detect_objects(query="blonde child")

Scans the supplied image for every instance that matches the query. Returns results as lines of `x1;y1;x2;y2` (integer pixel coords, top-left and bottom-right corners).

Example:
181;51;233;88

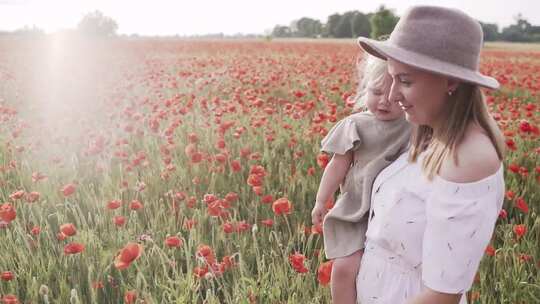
311;56;411;304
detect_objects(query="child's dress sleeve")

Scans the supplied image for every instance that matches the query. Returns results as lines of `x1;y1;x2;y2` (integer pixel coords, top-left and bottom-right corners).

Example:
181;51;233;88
321;117;362;155
421;171;504;294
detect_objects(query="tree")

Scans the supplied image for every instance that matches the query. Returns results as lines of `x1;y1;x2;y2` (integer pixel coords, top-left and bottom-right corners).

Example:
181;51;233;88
13;25;45;37
479;22;499;41
324;13;342;38
333;11;355;38
272;25;292;38
370;5;399;39
352;12;372;38
501;14;532;42
295;17;322;38
77;10;118;37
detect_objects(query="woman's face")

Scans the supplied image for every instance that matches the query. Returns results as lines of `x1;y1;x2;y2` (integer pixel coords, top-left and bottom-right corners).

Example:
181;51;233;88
387;59;457;126
365;73;404;121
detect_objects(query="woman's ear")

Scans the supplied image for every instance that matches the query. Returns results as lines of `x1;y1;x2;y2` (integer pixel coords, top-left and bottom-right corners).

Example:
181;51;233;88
447;78;460;93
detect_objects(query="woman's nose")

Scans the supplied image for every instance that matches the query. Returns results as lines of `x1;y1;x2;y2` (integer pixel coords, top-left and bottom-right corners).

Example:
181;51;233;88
388;82;401;103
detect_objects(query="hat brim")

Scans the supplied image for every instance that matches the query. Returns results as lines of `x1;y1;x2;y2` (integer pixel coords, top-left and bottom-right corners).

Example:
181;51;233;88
357;37;499;90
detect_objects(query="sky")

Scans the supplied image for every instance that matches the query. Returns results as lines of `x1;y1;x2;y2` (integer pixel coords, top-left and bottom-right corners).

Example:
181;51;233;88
0;0;538;36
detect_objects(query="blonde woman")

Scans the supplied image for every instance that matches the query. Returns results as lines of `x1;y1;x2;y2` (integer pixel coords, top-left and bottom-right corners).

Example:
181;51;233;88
355;6;505;304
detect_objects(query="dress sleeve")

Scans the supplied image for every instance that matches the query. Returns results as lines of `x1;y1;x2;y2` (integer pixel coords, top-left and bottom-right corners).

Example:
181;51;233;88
421;171;504;294
320;117;362;155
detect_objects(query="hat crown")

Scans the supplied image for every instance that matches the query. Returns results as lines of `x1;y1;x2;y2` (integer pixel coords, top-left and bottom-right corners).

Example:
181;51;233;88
389;6;483;70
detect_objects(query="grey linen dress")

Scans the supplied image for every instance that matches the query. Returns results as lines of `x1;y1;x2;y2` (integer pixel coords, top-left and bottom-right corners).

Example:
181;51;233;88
320;111;411;259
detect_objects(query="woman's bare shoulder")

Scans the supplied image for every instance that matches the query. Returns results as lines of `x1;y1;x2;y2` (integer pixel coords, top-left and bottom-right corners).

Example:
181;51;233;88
439;127;501;183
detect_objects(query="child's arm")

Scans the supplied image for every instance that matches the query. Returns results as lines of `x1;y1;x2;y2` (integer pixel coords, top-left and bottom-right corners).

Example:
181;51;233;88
311;151;353;225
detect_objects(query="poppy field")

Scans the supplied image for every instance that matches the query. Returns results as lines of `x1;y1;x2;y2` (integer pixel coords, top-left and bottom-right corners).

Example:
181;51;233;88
0;38;538;303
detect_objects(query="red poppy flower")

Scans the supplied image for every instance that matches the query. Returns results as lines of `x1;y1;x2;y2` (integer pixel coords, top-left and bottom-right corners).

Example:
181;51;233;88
31;172;47;183
1;294;18;304
107;200;122;210
485;245;496;257
289;253;308;273
203;194;218;204
317;260;333;285
247;174;263;187
249;165;266;177
124;290;137;304
31;226;41;235
114;243;143;270
261;194;274;204
164;236;183;248
196;244;216;265
130;200;143;210
505;190;515;200
92;281;104;289
224;192;238;203
230;160;242;172
190;152;203;163
60;223;77;237
261;219;274;227
0;203;16;223
272;197;293;215
252;186;263;196
193;266;208;278
25;191;40;203
61;183;76;197
113;216;126;227
223;222;234;234
235;221;251;232
1;271;14;281
316;153;330;169
9;190;24;200
498;208;507;219
514;197;529;213
222;255;235;270
513;224;527;239
64;242;85;255
311;223;323;234
188;133;198;143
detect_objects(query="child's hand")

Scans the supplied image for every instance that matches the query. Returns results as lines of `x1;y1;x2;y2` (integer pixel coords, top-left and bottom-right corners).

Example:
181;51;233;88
311;203;327;226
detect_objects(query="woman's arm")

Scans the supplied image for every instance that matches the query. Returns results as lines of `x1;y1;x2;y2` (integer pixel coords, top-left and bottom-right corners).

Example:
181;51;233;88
409;129;501;304
311;152;353;225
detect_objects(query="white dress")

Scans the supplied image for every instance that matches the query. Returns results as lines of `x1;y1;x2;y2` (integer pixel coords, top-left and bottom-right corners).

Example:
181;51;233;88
356;151;504;304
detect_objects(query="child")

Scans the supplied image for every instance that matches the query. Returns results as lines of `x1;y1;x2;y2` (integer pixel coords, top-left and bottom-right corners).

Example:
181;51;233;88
311;56;411;304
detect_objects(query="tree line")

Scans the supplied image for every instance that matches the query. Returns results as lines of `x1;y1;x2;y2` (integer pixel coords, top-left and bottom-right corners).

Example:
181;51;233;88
3;7;539;42
272;6;540;42
0;10;118;38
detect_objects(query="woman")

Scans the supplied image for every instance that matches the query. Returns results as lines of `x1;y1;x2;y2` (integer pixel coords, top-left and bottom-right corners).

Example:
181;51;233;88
355;6;505;304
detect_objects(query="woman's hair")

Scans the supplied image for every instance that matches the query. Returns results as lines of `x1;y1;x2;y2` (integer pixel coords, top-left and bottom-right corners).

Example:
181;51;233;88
409;83;506;180
352;56;387;111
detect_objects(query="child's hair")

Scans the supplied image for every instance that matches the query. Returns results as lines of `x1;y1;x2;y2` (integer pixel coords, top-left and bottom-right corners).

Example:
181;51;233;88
352;55;388;112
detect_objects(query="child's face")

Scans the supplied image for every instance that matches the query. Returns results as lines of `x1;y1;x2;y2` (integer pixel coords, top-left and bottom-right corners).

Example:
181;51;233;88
365;74;404;121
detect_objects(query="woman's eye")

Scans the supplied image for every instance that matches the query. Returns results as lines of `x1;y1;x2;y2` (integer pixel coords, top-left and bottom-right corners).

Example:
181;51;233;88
398;78;411;86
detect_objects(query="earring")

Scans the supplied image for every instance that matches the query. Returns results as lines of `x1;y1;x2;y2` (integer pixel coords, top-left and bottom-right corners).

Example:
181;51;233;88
447;90;454;96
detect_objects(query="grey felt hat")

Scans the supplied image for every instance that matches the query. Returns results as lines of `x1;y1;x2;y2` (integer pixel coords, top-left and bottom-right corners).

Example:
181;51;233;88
357;6;499;89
